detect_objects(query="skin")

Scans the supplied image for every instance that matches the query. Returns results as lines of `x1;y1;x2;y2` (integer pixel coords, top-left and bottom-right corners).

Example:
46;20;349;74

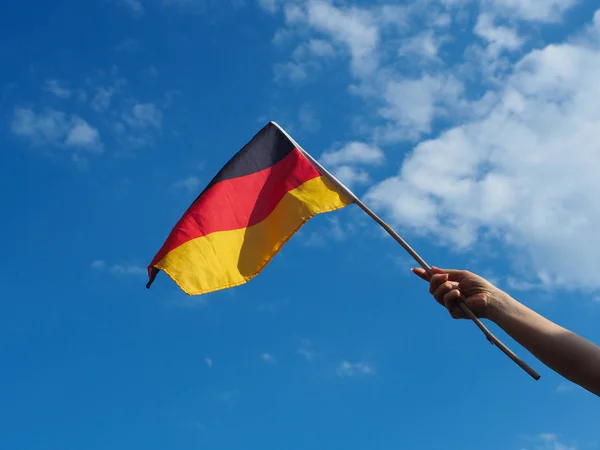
412;266;600;396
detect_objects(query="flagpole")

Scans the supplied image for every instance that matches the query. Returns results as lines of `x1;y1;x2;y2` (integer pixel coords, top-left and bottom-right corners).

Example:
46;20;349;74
271;121;540;381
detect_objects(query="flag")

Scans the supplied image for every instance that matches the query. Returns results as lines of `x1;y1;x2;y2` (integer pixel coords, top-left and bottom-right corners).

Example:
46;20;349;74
146;122;352;295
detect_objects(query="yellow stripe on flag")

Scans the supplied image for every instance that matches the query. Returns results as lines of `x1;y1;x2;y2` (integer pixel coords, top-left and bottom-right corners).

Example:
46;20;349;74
154;176;351;295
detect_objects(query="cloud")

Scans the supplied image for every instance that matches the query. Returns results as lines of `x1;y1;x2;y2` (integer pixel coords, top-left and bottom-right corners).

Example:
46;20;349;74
205;357;213;368
365;11;600;290
297;348;315;361
298;0;380;78
555;382;576;393
116;0;144;16
301;216;348;247
11;107;101;151
321;142;384;166
296;339;316;361
116;102;163;148
122;103;163;129
108;264;146;277
173;176;202;193
332;166;370;189
376;73;464;141
398;30;445;61
65;118;101;148
91;87;116;113
92;260;145;276
486;0;579;23
336;361;374;377
260;353;276;364
91;260;106;269
43;80;71;99
297;103;320;132
257;0;278;14
115;38;140;53
523;433;577;450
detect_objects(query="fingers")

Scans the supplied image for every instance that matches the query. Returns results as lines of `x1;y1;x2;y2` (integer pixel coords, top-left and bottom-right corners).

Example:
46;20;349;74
432;278;460;307
431;266;469;282
442;288;463;318
410;267;430;281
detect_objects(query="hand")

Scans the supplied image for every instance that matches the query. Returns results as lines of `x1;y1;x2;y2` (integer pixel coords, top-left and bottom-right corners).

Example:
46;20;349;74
411;266;506;320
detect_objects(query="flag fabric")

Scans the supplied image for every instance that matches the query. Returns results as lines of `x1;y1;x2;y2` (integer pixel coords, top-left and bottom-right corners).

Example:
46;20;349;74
146;122;352;295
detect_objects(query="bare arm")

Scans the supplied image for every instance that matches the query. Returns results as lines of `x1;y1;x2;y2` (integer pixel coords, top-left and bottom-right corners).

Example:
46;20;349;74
413;266;600;396
490;293;600;396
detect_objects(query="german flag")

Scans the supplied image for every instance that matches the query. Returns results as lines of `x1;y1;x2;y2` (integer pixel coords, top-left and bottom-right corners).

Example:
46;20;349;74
147;122;353;295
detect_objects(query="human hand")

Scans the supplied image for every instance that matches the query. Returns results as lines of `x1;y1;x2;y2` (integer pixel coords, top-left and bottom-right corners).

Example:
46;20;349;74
411;266;508;320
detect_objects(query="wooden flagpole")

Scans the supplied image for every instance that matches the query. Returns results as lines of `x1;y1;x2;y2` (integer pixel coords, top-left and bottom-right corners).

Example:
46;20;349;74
271;121;540;381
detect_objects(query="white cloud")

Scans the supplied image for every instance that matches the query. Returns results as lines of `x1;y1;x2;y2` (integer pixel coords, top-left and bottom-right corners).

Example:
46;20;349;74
321;142;384;166
474;13;523;56
11;107;101;151
332;166;370;189
297;348;315;361
366;13;600;290
274;61;311;83
398;30;444;60
91;260;106;269
117;0;144;15
297;103;321;132
173;176;202;193
123;103;163;129
307;39;335;57
486;0;579;23
205;357;213;368
91;87;116;113
257;0;278;14
91;260;145;277
523;433;577;450
65;118;101;149
336;361;374;377
109;264;146;276
43;80;71;99
260;353;276;363
377;73;464;141
555;382;576;393
303;0;379;78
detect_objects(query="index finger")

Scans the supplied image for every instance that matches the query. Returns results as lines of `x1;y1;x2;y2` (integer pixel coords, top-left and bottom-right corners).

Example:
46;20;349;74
411;267;430;282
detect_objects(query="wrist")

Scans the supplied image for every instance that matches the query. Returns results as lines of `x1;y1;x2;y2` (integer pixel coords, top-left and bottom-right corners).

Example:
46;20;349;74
487;290;516;324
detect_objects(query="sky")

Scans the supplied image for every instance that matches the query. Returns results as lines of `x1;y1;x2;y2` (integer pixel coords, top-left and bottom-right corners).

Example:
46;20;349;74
1;0;600;448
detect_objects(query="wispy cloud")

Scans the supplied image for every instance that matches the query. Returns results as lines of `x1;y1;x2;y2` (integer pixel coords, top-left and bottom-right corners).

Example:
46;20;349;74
522;433;577;450
321;142;384;167
260;353;276;364
173;176;202;193
11;107;102;152
91;87;117;113
555;382;576;393
297;348;315;361
122;102;162;129
336;361;374;377
257;0;278;14
91;260;145;277
115;0;144;16
91;260;106;269
365;11;600;289
297;103;320;132
43;80;71;99
205;357;213;368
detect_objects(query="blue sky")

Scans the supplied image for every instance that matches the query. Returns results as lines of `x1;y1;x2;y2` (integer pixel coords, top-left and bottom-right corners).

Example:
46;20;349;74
2;0;600;449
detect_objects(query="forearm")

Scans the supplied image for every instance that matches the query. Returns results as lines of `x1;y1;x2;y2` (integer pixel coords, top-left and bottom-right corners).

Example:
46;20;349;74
490;294;600;395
